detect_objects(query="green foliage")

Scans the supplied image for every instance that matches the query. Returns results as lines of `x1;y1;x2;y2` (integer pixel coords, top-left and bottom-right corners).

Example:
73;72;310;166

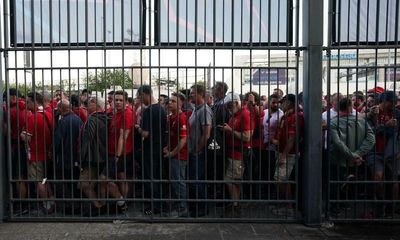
3;81;32;96
84;69;133;92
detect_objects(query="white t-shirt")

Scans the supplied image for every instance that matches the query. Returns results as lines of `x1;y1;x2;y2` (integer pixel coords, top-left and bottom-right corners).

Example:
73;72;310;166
263;109;284;145
322;108;357;121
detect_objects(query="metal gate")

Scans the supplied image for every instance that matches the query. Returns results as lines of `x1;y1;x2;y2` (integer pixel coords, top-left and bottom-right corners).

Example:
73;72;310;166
0;0;323;224
324;0;400;222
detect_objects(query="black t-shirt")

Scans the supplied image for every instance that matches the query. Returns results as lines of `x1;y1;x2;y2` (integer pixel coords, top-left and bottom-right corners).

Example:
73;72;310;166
141;104;166;154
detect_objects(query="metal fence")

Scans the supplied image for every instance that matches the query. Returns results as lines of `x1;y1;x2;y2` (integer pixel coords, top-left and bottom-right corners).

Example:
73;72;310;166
2;0;398;224
324;0;400;222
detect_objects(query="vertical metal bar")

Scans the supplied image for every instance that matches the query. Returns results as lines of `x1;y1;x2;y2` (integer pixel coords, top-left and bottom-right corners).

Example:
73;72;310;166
302;0;323;226
204;0;207;44
366;0;370;44
325;0;333;219
267;0;271;45
0;0;5;221
167;0;170;44
231;0;234;45
346;0;350;44
177;0;180;43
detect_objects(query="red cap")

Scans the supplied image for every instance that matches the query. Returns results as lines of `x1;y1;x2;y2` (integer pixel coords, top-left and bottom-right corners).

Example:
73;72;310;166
367;86;384;94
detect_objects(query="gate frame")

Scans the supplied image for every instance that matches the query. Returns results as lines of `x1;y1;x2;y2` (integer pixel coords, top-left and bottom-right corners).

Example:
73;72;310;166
0;0;5;223
302;0;323;226
0;0;325;225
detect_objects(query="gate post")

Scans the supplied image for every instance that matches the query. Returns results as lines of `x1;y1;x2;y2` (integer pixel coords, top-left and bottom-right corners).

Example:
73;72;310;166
0;60;4;223
302;0;323;226
0;0;4;222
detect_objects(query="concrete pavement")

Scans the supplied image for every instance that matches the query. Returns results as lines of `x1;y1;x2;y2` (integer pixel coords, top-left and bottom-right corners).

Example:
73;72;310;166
0;222;399;240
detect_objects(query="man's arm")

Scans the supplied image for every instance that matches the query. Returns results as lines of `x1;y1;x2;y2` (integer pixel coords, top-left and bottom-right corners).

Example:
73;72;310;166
196;125;211;153
115;128;131;158
20;115;33;142
329;124;355;160
226;126;251;142
354;122;375;157
140;129;149;139
169;136;187;157
137;108;150;139
277;135;295;165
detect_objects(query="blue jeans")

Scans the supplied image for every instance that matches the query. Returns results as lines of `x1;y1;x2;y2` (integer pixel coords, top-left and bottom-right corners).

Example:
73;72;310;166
188;151;206;212
143;154;162;212
170;158;187;210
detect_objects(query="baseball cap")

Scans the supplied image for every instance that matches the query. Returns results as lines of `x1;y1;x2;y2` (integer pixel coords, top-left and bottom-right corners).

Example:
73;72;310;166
367;86;384;94
223;92;241;103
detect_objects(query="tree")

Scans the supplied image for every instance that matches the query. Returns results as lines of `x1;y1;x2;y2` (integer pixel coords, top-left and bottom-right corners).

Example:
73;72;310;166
154;77;178;90
84;69;134;92
3;81;33;96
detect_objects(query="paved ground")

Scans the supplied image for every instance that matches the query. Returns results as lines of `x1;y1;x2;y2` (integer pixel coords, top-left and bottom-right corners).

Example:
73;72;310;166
0;222;399;240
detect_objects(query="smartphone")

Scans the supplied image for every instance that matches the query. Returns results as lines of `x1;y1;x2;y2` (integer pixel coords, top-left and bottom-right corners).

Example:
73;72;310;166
21;131;32;137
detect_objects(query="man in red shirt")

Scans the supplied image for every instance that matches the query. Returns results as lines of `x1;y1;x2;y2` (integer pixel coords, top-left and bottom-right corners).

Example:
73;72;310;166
101;90;135;211
221;92;252;214
52;89;66;108
163;92;189;216
352;93;365;113
20;92;55;213
106;91;114;113
243;91;268;199
367;91;400;216
4;89;30;202
42;91;53;114
70;94;88;123
272;94;304;214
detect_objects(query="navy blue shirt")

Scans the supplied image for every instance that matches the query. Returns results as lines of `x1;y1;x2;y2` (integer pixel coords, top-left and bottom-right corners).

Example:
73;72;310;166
54;112;83;169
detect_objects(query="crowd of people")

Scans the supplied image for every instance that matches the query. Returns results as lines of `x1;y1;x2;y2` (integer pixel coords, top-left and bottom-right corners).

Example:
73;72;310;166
2;82;400;218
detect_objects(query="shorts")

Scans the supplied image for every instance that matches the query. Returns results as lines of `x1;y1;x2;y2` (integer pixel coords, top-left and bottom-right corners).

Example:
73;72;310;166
225;158;244;180
367;153;396;179
11;147;28;180
28;161;46;181
274;154;296;181
101;153;134;179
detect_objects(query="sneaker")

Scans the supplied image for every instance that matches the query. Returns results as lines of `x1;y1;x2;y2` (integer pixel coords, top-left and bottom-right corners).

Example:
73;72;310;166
144;207;161;216
117;203;128;214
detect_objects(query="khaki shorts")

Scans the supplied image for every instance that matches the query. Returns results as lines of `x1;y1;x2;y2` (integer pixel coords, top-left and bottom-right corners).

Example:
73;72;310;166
225;158;244;180
274;154;296;181
28;161;45;181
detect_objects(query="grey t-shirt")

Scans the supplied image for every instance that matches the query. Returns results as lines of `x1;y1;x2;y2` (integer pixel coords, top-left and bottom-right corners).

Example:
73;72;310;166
188;104;213;153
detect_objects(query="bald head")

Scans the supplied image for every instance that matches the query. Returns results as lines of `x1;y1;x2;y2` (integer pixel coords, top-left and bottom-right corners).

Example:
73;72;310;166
58;99;71;115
